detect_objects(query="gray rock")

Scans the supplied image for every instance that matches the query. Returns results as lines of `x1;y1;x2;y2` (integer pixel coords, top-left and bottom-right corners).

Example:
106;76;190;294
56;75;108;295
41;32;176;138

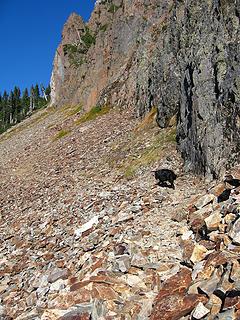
229;218;240;244
47;269;70;283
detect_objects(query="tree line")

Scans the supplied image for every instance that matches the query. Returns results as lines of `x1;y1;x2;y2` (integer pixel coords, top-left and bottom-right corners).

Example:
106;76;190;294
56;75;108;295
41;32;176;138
0;84;51;134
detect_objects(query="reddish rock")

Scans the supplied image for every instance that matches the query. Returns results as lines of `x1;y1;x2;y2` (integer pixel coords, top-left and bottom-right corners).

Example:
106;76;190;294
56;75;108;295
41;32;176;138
91;257;106;272
73;289;92;304
187;204;197;214
223;296;240;310
59;312;91;320
109;227;121;236
199;240;216;250
42;252;55;261
209;183;226;197
70;280;91;292
92;284;119;300
150;293;207;320
204;252;229;269
90;275;119;285
180;239;195;262
236;310;240;319
50;289;92;309
153;268;192;299
191;218;205;233
68;277;78;285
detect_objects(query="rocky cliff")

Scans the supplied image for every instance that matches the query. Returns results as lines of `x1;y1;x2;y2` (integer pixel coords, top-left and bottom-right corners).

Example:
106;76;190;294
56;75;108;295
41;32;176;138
50;0;240;178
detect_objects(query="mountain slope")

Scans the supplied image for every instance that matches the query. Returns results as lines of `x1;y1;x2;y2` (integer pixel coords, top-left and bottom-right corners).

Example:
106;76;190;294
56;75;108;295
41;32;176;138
0;105;206;319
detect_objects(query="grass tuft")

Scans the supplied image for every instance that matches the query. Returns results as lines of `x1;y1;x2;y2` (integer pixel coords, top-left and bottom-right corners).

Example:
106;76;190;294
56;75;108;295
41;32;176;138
135;107;157;132
52;129;71;141
66;104;83;117
75;105;111;125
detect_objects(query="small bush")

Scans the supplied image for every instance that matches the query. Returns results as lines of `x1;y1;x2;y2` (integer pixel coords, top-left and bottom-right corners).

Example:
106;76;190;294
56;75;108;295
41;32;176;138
108;4;120;13
81;27;96;49
99;24;108;32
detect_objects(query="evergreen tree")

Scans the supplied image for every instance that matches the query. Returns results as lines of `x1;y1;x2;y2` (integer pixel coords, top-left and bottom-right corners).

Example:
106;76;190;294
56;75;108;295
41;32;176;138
34;84;40;108
13;86;21;122
21;88;30;117
2;90;8;104
1;91;9;131
8;90;15;124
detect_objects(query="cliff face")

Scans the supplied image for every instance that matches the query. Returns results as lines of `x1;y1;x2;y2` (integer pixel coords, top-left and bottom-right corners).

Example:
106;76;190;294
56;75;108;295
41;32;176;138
50;0;240;178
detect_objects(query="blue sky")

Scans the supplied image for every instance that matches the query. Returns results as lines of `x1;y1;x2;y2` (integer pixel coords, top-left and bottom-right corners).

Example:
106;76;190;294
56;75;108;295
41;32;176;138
0;1;96;94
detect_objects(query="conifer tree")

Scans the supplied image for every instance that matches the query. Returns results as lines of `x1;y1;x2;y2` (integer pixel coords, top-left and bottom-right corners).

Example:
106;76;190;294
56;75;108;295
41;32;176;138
21;88;30;116
13;86;21;122
1;91;9;130
34;84;40;108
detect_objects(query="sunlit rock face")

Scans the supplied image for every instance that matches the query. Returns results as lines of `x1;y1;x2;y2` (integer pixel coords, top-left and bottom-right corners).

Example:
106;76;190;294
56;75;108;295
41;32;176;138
50;0;240;177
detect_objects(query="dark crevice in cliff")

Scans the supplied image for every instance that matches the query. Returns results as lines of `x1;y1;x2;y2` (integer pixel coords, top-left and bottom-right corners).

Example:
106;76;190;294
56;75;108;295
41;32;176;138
148;78;154;110
228;90;236;104
198;143;207;176
184;63;194;132
213;63;221;100
214;6;221;21
235;9;240;19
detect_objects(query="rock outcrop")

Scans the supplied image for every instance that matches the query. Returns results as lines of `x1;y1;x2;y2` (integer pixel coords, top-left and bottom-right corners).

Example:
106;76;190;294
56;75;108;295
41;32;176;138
50;0;240;177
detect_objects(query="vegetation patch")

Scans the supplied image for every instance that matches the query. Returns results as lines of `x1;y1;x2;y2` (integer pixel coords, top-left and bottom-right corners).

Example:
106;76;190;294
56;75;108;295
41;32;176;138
107;124;176;179
65;104;83;117
135;107;157;132
52;129;71;141
123;127;176;178
99;24;108;32
75;105;111;125
63;27;96;68
108;4;121;14
81;27;96;48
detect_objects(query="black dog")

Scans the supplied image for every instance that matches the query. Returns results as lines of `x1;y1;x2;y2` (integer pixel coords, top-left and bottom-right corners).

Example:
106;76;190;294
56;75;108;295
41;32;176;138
224;175;240;188
217;189;231;203
153;169;177;189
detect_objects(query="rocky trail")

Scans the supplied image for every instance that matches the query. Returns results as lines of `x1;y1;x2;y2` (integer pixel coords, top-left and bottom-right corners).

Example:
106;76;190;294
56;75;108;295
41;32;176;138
0;107;239;320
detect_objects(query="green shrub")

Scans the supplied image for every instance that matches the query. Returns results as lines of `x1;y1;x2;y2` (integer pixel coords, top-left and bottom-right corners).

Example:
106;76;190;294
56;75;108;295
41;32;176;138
81;27;96;49
63;28;96;68
99;24;108;32
108;4;120;13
